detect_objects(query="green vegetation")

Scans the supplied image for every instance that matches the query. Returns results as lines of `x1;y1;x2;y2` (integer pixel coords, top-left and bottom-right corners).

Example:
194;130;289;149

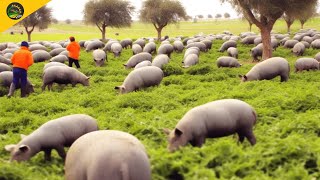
0;20;320;179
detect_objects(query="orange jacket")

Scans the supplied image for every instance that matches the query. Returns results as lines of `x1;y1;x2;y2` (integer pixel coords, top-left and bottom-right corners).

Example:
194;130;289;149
67;41;80;60
11;47;34;70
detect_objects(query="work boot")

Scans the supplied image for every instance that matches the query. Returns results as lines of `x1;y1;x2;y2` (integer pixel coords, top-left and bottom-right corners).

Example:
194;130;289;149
20;86;27;98
7;83;16;98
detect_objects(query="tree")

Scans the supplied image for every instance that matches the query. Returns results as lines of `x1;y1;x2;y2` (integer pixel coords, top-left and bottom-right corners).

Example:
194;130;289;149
65;19;72;24
83;0;134;40
221;0;318;60
197;15;204;19
20;6;52;42
52;18;58;24
215;14;222;19
224;12;230;18
208;14;213;19
140;0;187;41
298;7;317;29
282;13;294;33
241;15;253;32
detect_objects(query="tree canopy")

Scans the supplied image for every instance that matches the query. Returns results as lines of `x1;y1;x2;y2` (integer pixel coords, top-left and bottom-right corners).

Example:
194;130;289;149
282;13;295;33
221;0;318;59
224;12;230;18
83;0;134;40
20;6;52;42
298;6;317;29
208;14;213;19
140;0;187;41
215;14;222;18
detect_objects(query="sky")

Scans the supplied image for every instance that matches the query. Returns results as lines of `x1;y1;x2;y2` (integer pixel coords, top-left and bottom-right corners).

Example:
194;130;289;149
47;0;238;21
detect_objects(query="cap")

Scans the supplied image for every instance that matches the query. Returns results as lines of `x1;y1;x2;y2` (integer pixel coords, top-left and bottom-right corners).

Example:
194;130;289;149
21;41;29;47
69;36;75;42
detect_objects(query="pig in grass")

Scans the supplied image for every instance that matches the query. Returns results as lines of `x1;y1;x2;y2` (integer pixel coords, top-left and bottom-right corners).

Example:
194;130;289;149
240;57;290;82
42;66;90;91
164;99;257;152
92;49;106;67
295;58;320;72
115;66;163;94
5;114;98;162
65;130;151;180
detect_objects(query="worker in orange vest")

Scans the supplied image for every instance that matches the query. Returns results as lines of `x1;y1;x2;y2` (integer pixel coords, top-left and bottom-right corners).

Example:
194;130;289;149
8;41;34;98
66;36;81;68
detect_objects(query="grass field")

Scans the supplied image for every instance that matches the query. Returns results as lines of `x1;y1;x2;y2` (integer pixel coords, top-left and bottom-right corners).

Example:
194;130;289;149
0;19;320;180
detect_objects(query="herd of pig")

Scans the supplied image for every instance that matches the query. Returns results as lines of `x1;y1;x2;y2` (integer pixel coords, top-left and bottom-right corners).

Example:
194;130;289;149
1;28;320;179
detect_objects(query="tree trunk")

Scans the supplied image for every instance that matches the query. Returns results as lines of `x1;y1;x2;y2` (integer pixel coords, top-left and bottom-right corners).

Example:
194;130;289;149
286;23;291;34
249;23;252;32
157;28;162;42
101;26;106;41
301;22;304;29
260;26;272;60
27;32;32;42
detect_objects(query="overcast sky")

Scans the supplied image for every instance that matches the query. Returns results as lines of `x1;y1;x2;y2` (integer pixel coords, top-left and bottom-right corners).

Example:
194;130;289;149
47;0;238;20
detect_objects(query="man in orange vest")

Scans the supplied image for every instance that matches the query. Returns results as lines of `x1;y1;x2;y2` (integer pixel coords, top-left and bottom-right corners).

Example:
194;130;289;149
8;41;34;98
66;36;81;68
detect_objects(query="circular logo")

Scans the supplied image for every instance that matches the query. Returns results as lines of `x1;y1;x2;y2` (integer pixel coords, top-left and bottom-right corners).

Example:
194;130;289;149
7;2;24;20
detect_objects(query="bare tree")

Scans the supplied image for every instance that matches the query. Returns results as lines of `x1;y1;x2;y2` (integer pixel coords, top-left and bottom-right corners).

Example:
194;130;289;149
20;6;52;42
283;13;294;33
221;0;318;60
83;0;134;40
140;0;187;41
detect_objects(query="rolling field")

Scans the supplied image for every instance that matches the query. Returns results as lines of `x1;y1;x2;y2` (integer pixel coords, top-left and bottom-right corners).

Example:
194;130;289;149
0;19;320;180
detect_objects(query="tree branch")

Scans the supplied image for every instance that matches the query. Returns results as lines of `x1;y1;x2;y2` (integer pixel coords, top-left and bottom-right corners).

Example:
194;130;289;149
236;0;262;28
152;23;159;31
96;23;103;32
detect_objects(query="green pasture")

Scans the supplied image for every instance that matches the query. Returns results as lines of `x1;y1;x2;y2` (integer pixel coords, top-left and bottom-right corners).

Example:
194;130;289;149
0;19;320;180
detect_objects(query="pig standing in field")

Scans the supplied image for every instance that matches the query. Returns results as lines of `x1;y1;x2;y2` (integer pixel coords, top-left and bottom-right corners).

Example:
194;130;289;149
219;40;237;52
111;42;123;57
295;58;320;72
152;54;170;69
65;130;151;180
42;66;90;91
92;49;106;67
132;44;143;55
124;52;152;69
5;114;98;162
43;62;68;70
240;57;290;82
183;54;199;68
143;42;156;54
227;47;238;59
115;66;163;94
217;56;241;68
49;54;68;63
0;63;12;72
164;99;257;152
134;61;152;69
292;42;305;56
0;71;34;96
0;55;11;65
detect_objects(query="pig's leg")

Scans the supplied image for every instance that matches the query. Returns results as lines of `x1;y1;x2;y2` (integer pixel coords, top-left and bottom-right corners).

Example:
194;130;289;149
44;149;52;161
55;146;66;159
245;130;256;146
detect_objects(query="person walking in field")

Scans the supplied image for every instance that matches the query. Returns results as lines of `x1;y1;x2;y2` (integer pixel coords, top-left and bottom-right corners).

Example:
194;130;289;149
67;36;81;68
8;41;34;98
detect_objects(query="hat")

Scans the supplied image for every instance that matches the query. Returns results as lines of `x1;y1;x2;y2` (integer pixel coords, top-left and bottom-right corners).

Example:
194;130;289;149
21;41;29;47
69;36;75;42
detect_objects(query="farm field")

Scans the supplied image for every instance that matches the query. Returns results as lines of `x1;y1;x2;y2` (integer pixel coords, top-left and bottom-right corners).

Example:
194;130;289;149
0;19;320;180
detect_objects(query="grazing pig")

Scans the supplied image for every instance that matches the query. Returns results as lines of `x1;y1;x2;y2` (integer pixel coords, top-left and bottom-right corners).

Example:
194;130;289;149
283;40;299;48
49;48;66;57
33;51;51;63
42;66;90;91
111;43;123;57
135;61;152;69
50;43;63;49
201;39;213;50
186;42;207;52
65;130;151;180
227;47;238;59
250;44;263;62
311;39;320;49
0;63;12;72
43;62;68;70
0;55;11;65
85;40;104;52
4;53;13;59
92;49;106;67
49;55;68;63
183;54;199;68
133;39;146;49
240;57;290;82
124;52;152;69
120;39;133;49
132;44;143;55
219;40;237;52
115;66;163;94
143;42;156;54
29;44;47;51
152;54;170;69
163;99;257;152
157;44;174;57
314;52;320;62
292;42;305;56
217;56;241;68
173;41;184;53
0;71;34;96
295;58;320;72
241;36;258;45
5;114;98;162
184;47;200;58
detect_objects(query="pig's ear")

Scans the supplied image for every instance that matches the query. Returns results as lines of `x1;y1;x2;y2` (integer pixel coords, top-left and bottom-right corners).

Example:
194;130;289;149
123;64;127;67
163;128;171;135
243;75;248;80
94;59;97;62
5;144;16;152
18;145;30;153
115;86;120;90
20;134;26;139
174;128;183;136
87;76;90;80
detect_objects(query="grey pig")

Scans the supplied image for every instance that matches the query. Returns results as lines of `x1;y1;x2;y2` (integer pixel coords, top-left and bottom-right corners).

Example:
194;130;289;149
115;66;163;94
227;47;238;59
219;40;237;52
43;62;68;70
5;114;98;162
134;61;152;69
92;49;106;67
124;52;152;69
132;44;143;55
164;99;257;152
0;62;12;72
143;42;156;54
240;57;290;82
49;54;68;63
292;42;305;56
0;71;34;96
65;130;151;180
217;56;241;68
42;66;90;91
111;43;123;57
157;44;174;57
152;54;170;69
295;58;320;72
183;54;199;68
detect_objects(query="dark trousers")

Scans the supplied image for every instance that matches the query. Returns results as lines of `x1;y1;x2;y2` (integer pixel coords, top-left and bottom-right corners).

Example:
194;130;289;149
13;67;27;87
68;57;80;68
